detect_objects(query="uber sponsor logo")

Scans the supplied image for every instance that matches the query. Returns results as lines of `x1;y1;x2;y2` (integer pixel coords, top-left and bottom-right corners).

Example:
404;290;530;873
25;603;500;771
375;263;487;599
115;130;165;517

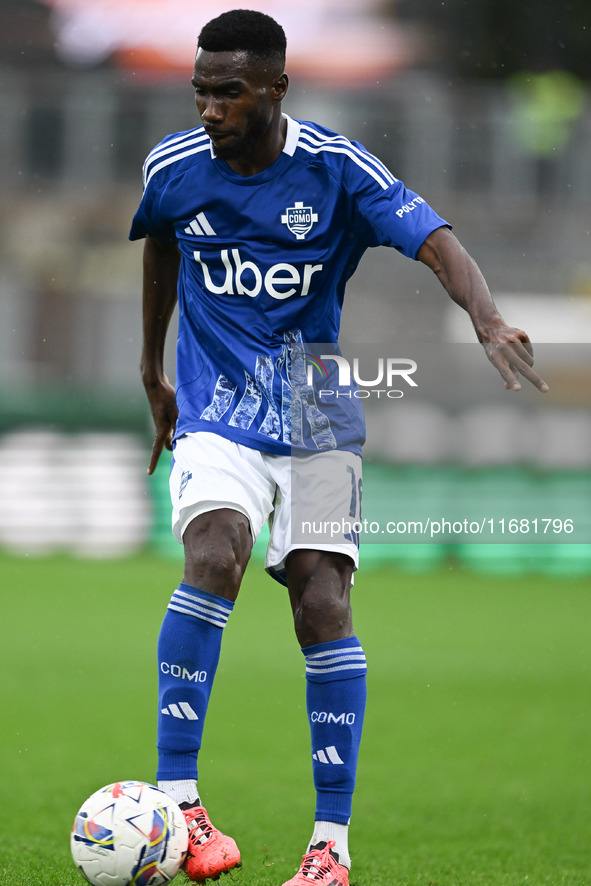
193;249;323;300
311;711;356;725
160;662;208;683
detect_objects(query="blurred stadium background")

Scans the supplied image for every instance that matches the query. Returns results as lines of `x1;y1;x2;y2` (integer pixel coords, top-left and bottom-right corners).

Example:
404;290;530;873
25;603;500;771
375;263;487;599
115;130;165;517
1;0;590;571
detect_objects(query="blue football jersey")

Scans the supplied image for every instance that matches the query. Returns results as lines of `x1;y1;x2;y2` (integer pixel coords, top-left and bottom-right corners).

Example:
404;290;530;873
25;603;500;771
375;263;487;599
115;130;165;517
130;115;448;455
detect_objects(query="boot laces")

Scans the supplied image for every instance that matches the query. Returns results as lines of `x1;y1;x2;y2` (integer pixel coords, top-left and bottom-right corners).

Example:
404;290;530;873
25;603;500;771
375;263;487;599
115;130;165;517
299;841;337;880
184;806;215;847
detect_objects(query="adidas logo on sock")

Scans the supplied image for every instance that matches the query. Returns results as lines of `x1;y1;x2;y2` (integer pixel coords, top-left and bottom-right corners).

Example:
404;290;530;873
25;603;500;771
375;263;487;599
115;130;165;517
161;702;199;720
313;746;344;764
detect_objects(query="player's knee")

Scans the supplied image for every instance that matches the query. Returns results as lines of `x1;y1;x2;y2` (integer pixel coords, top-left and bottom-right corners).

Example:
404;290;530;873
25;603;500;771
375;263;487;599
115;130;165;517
287;551;354;646
182;509;252;599
184;545;242;597
296;589;352;646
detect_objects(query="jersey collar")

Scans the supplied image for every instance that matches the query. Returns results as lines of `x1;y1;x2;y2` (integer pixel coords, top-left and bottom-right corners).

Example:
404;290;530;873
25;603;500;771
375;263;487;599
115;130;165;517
282;114;300;156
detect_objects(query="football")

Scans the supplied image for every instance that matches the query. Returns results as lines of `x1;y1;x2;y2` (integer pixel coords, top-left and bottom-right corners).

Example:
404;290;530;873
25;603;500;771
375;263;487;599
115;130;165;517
71;780;188;885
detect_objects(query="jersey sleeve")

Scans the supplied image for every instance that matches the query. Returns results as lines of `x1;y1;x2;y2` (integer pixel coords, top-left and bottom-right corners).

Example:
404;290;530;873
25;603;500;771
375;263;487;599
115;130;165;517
344;140;450;259
129;139;179;243
129;176;178;243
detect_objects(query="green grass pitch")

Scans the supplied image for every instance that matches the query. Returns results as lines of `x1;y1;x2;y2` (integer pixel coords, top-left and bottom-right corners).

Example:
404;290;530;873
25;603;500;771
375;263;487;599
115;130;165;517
1;551;589;885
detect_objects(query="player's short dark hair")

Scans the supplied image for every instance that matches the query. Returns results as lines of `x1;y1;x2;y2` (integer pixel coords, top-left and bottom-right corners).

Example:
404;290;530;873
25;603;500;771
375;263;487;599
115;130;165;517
198;9;286;70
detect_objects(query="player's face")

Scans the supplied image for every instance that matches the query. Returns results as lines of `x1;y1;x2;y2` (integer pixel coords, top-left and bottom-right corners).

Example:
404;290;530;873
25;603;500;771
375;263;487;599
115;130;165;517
192;49;286;169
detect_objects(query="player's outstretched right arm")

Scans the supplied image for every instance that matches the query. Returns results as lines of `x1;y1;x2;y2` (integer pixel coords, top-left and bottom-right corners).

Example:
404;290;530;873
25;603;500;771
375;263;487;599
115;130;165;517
141;236;181;475
417;226;549;393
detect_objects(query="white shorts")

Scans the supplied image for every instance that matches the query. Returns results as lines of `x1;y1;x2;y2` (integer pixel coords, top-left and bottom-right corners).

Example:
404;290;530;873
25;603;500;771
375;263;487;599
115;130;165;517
169;432;361;584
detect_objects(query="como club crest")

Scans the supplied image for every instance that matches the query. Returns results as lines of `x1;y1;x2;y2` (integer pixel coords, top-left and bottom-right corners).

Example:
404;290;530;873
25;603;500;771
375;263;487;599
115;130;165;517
281;201;319;240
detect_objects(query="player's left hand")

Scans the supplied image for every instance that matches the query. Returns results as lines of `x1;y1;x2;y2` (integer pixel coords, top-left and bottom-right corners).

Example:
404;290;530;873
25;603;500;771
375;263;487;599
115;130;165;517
481;326;549;392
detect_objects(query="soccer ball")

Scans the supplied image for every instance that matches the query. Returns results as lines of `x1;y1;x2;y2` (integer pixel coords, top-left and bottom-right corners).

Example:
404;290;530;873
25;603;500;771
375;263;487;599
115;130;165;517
71;780;189;885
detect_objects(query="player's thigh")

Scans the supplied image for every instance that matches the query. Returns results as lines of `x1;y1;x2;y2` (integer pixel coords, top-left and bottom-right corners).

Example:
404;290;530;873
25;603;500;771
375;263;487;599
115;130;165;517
264;448;361;586
170;432;275;595
170;431;275;541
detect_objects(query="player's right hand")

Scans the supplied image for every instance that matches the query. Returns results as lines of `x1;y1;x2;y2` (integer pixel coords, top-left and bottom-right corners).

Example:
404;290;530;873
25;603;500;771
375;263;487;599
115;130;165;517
145;376;178;475
481;327;549;393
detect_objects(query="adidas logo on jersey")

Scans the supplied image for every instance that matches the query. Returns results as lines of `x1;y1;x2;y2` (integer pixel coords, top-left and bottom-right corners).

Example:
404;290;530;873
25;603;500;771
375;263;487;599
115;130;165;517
184;211;217;237
313;746;344;765
161;702;199;720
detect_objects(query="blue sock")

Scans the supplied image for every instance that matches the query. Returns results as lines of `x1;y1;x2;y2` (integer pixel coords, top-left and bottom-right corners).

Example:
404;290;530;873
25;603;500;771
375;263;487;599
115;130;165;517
303;636;367;825
157;583;234;781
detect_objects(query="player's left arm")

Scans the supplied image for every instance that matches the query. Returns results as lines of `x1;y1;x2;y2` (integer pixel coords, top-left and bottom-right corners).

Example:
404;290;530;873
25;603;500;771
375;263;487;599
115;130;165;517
417;225;549;393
